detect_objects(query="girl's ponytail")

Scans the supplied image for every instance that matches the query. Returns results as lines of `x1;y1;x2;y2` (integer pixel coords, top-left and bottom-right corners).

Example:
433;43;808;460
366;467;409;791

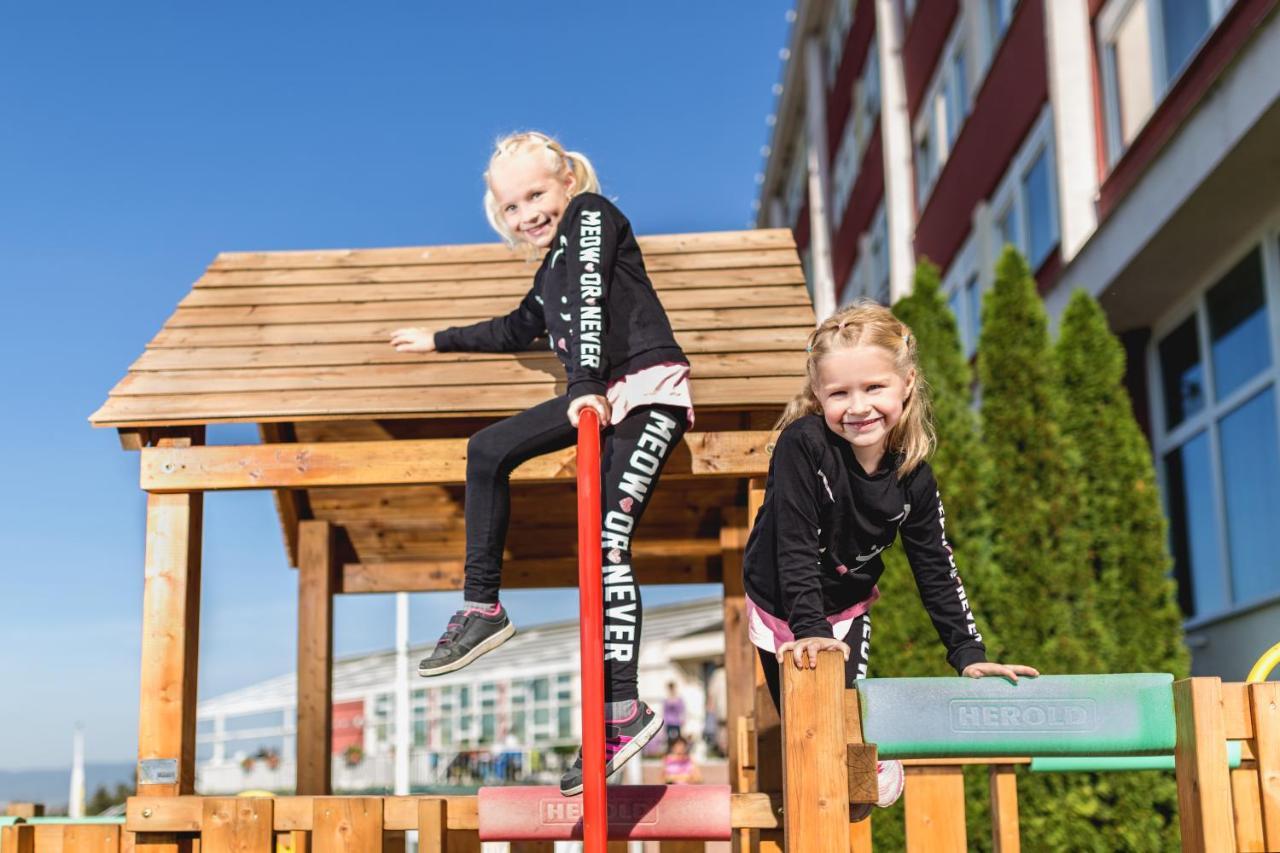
483;132;601;245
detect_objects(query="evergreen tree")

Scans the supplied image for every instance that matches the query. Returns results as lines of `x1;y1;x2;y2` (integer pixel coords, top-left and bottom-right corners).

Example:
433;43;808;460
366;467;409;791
977;247;1104;670
866;261;997;849
1054;289;1188;850
875;259;996;677
977;247;1113;849
1054;290;1187;675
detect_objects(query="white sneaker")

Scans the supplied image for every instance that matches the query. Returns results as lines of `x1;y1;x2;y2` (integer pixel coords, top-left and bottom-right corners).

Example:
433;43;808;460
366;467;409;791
876;759;905;808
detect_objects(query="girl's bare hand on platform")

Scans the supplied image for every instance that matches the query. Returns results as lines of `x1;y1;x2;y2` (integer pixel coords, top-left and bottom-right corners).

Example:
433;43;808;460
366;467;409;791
390;327;436;352
962;661;1040;683
776;637;851;669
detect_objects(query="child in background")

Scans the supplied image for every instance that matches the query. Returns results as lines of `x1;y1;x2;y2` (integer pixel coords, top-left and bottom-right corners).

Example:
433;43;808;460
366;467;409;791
390;132;694;795
662;736;702;785
662;680;685;745
742;302;1038;816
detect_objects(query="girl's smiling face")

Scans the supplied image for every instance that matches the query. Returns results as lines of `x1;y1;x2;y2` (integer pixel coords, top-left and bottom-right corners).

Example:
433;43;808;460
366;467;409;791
487;149;577;249
814;344;915;462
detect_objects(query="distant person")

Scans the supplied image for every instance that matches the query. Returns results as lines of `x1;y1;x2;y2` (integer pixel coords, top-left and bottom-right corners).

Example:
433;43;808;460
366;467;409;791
662;736;702;785
662;681;685;745
703;665;726;756
392;131;694;797
742;303;1039;819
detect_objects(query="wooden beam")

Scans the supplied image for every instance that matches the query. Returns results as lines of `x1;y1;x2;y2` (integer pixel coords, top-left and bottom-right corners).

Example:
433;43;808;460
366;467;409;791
202;798;273;852
297;521;336;795
339;553;721;593
137;432;204;798
127;793;779;832
258;423;314;568
781;649;849;852
139;432;773;492
1173;677;1235;853
312;798;381;852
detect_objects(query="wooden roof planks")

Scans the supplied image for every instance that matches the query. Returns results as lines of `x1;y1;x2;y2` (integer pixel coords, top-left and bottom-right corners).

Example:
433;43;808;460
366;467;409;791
90;228;811;427
92;228;810;570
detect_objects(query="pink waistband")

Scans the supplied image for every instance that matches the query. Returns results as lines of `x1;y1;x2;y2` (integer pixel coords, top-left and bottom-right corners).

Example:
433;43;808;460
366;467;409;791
745;587;880;653
606;362;695;428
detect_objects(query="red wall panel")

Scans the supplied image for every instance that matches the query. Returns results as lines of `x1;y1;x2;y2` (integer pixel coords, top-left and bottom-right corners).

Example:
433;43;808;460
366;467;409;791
913;0;1049;271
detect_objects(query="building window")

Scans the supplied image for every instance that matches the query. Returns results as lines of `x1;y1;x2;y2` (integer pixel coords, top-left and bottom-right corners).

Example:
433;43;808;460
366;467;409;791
832;116;861;222
942;238;982;358
983;0;1018;62
826;0;856;85
1152;240;1280;621
858;47;882;137
1097;0;1233;163
783;138;808;228
988;108;1059;269
870;204;890;305
914;20;972;208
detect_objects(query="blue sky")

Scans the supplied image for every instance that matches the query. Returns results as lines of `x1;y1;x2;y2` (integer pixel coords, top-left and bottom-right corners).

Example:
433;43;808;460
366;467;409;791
0;4;792;769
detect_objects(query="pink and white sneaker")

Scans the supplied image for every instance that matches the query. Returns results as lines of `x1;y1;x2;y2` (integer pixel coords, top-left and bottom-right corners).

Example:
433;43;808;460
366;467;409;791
851;759;906;822
559;701;663;796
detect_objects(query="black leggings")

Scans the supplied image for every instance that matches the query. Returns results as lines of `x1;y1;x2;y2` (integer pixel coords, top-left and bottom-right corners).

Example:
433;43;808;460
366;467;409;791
462;395;688;701
758;611;871;711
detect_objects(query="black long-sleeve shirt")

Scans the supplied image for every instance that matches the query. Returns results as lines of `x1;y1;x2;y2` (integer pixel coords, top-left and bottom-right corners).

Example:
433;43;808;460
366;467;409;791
743;414;987;674
433;193;687;398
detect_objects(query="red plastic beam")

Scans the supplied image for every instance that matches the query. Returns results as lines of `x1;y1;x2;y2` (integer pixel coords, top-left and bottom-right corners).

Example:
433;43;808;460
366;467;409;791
477;785;733;841
576;408;607;852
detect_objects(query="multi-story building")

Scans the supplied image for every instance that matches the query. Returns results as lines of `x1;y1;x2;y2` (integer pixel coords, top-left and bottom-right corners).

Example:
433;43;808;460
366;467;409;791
195;598;725;794
758;0;1280;677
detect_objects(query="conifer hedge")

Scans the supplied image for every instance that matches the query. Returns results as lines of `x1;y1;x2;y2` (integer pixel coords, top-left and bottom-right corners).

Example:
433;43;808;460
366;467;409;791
1053;288;1188;850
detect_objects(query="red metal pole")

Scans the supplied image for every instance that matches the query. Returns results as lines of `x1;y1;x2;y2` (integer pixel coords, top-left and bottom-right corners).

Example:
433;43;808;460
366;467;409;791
576;407;608;851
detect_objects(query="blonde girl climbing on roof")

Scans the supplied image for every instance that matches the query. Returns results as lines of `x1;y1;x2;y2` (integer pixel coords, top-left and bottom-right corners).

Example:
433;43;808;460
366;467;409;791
389;131;693;796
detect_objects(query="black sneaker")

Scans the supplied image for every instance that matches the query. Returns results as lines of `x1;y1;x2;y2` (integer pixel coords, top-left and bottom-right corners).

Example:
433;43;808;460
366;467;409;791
559;701;663;796
417;605;515;677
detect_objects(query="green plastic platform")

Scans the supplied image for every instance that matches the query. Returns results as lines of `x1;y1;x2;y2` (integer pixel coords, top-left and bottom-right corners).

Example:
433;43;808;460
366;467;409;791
855;673;1176;759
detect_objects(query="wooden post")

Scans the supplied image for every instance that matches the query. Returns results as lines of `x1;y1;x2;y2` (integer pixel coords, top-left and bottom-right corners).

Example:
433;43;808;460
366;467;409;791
1;824;35;853
903;766;966;852
1173;677;1235;853
1231;766;1265;851
138;428;205;799
722;509;752;853
1249;681;1280;848
312;797;381;853
989;765;1020;852
4;804;45;818
297;520;337;795
202;797;273;852
418;799;447;853
781;648;849;852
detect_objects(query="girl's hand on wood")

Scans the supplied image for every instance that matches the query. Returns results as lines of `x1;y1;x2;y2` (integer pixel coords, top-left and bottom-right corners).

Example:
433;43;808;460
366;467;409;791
568;394;611;428
776;637;850;669
390;327;436;352
962;661;1040;683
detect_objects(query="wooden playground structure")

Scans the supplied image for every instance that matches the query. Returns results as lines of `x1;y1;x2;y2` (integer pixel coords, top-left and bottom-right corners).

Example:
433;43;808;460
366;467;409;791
1;230;1272;850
